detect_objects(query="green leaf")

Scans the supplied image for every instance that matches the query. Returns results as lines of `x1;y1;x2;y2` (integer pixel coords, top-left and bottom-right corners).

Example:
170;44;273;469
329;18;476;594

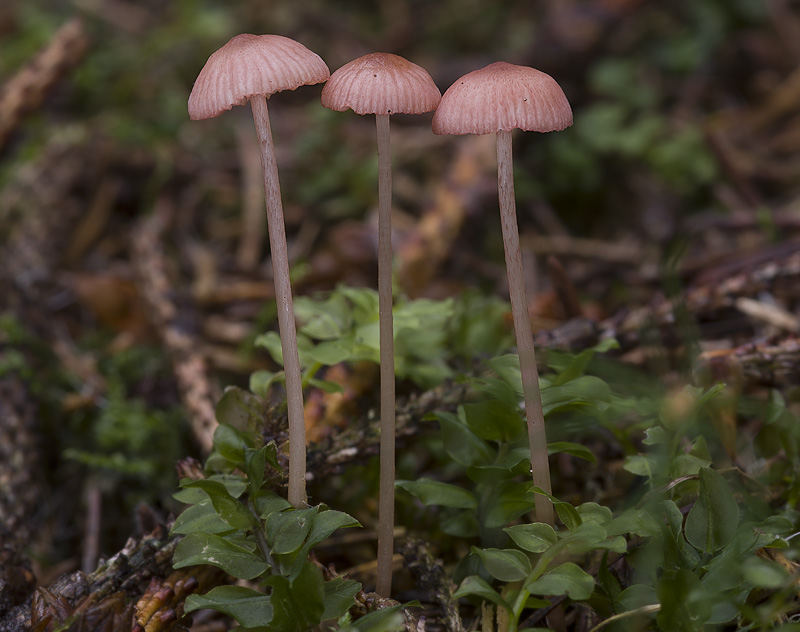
321;577;361;621
185;586;272;627
448;291;513;360
262;561;325;632
617;584;658;610
295;292;350;339
432;410;494;467
466;447;529;483
245;446;267;492
307;377;345;393
549;339;618;377
474;376;521;406
662;500;700;570
525;562;595;600
541;376;611;415
528;486;582;531
304;509;361;550
642;426;669;446
656;569;710;631
561;522;626;555
607;508;661;538
487;354;523;395
331;286;375;322
210;422;250;468
253;489;292;519
396;478;477;509
171;498;235;535
483;481;538;528
623;454;657;480
671;437;712;477
241;448;275;493
742;557;788;589
462;399;525;442
685;468;739;553
180;474;248;499
254;331;285;364
576;502;612;525
266;506;320;555
547;441;596;462
306;339;355;366
215;390;266;438
453;575;512;612
249;369;283;399
472;547;532;582
441;509;481;538
173;533;269;580
597;552;622;603
504;523;558;553
346;605;405;632
181;479;253;530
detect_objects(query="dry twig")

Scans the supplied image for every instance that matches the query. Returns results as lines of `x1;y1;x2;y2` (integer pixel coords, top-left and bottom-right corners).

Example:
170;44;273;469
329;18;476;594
130;200;219;453
0;18;88;151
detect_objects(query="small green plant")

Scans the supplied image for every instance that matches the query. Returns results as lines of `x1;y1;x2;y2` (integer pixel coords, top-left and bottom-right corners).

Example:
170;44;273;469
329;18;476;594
250;286;512;396
395;342;797;631
172;422;365;631
173;288;800;630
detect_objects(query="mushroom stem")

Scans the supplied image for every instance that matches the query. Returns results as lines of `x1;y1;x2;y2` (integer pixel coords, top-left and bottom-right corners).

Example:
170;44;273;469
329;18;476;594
250;94;306;509
496;129;553;526
375;112;396;597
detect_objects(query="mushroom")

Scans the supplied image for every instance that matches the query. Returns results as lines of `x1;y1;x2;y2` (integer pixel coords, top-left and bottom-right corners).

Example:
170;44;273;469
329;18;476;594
432;62;573;526
189;34;330;508
321;52;441;596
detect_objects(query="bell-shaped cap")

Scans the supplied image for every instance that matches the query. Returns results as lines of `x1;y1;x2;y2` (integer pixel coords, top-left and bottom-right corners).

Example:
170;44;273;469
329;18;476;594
188;34;330;120
432;62;572;135
321;52;441;116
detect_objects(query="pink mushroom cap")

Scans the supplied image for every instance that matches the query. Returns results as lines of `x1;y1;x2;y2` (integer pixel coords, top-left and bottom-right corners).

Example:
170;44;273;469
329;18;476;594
432;61;573;135
188;34;330;121
321;52;441;116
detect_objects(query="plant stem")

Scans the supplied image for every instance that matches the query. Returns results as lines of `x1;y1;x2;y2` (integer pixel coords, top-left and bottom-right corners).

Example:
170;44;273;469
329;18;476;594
496;129;553;526
248;500;276;570
250;95;306;509
375;112;395;597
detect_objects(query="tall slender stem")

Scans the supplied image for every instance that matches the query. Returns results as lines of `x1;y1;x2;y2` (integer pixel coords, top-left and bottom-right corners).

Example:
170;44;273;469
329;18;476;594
496;129;553;526
250;95;306;509
375;113;395;596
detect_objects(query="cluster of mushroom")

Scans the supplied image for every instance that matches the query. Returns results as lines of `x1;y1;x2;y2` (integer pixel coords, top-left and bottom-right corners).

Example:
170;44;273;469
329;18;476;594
188;34;573;598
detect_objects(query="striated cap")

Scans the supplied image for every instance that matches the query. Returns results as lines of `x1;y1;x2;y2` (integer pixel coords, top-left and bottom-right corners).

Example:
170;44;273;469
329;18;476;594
432;62;572;135
321;52;441;116
188;34;330;121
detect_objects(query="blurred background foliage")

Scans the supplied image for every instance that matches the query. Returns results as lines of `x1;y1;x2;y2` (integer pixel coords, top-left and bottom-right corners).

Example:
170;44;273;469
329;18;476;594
1;0;777;237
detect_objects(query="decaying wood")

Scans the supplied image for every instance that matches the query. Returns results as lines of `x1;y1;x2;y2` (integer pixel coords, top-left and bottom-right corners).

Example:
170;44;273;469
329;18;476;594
0;132;94;301
0;523;223;632
0;18;88;151
0;376;39;555
401;539;463;632
130;200;219;453
0;374;39;632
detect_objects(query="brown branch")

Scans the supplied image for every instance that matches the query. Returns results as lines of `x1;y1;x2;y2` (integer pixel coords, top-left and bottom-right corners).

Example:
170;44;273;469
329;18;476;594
130;199;219;453
0;18;88;151
4;524;223;632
